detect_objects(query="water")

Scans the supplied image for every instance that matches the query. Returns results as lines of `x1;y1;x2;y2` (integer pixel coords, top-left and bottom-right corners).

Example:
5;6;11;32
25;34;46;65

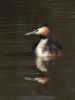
0;0;75;100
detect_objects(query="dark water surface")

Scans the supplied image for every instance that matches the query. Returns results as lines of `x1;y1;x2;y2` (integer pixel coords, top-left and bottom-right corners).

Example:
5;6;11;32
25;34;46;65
0;0;75;100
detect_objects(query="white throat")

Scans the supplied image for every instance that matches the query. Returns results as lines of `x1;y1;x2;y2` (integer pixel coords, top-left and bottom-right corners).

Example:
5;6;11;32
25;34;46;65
35;38;49;57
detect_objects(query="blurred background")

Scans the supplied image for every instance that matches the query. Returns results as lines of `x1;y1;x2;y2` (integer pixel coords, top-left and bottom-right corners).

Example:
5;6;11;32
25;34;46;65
0;0;75;100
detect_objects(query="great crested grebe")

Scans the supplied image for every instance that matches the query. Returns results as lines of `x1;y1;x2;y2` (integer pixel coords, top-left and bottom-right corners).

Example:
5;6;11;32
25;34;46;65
25;24;63;59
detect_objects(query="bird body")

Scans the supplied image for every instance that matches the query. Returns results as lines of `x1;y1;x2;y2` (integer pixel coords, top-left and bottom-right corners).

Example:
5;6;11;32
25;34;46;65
25;24;63;59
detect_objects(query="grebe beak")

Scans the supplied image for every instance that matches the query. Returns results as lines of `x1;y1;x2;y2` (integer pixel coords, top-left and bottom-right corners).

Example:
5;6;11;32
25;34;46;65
25;29;38;35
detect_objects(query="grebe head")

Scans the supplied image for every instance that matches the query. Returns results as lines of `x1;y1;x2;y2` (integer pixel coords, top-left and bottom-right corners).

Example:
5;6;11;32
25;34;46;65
25;24;50;36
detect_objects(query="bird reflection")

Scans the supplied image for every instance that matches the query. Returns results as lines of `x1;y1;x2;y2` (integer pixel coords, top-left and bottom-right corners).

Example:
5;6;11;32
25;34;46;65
25;75;48;85
35;56;57;72
24;56;61;85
